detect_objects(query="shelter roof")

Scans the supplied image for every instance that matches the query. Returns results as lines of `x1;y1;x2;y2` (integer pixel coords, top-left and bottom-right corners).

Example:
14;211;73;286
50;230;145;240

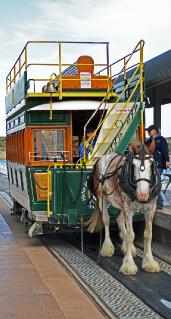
145;49;171;88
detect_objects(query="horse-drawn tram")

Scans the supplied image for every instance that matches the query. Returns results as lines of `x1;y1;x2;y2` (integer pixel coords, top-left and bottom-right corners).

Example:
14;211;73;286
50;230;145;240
6;39;145;238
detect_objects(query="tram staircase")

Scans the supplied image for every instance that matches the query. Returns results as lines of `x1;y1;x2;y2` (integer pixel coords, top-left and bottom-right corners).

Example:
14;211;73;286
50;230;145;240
88;100;142;165
85;44;144;166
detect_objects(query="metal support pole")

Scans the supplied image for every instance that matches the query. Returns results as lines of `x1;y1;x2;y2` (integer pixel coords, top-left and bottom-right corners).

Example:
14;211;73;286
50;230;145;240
58;42;62;100
140;40;144;143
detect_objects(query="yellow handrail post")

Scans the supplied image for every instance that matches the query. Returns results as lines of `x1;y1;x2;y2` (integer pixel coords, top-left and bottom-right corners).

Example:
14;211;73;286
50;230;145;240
6;77;8;94
48;72;59;120
19;57;21;77
47;167;52;218
25;45;28;70
140;40;144;143
49;93;53;120
58;42;62;100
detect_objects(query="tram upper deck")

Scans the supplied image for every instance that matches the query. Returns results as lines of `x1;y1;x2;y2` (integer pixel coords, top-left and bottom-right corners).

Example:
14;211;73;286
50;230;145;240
5;41;115;115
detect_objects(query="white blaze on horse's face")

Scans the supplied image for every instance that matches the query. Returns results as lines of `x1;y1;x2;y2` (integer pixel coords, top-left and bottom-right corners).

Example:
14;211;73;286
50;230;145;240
133;157;153;203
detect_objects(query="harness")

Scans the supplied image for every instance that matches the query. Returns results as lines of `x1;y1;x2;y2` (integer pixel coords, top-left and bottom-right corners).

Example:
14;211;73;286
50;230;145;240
87;154;124;197
87;147;161;203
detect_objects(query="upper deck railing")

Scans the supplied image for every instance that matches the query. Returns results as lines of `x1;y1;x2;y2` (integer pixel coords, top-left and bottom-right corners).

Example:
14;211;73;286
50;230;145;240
6;41;112;96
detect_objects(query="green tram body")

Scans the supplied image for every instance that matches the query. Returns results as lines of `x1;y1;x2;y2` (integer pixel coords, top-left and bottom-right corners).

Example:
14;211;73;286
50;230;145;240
5;41;144;236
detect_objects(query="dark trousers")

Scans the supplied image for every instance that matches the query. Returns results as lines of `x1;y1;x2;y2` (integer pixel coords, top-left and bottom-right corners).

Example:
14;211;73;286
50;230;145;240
157;168;163;207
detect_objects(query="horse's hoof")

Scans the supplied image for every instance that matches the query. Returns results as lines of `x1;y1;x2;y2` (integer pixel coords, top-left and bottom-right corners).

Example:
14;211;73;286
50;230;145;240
142;260;160;273
119;263;138;276
101;242;114;257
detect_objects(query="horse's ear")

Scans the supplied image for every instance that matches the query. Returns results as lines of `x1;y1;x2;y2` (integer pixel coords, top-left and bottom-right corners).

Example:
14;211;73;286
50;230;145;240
130;137;140;154
146;140;155;155
131;142;137;154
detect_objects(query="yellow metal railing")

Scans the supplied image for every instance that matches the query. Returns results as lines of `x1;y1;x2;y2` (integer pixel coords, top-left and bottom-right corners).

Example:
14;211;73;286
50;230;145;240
83;39;144;163
6;40;111;95
47;167;52;217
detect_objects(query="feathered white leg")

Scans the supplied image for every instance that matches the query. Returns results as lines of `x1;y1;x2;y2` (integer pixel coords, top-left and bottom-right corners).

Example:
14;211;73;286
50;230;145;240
142;208;160;273
117;211;136;257
99;196;114;257
119;210;138;275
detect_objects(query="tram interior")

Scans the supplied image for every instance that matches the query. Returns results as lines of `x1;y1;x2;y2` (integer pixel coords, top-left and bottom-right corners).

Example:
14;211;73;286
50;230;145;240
72;109;102;162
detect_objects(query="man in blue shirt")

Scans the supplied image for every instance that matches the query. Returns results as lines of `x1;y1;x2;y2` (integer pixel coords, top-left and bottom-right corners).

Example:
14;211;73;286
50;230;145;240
145;124;170;208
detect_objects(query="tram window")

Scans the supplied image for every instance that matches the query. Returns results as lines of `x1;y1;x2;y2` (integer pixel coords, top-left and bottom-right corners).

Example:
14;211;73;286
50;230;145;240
34;129;65;161
14;118;18;126
15;169;19;187
10;168;14;184
19;115;24;124
20;170;24;191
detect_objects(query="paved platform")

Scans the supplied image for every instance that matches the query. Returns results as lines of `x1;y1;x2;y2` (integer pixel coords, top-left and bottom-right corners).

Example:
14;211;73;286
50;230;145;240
154;189;171;231
0;198;104;319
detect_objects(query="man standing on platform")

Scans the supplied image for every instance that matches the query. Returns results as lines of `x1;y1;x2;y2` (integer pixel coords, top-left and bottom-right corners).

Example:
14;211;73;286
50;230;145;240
145;124;170;209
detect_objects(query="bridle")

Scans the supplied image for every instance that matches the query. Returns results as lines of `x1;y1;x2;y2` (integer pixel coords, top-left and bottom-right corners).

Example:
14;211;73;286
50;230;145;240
119;145;161;202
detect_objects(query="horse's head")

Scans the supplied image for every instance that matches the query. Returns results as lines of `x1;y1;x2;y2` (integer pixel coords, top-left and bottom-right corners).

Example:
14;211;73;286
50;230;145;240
131;142;161;203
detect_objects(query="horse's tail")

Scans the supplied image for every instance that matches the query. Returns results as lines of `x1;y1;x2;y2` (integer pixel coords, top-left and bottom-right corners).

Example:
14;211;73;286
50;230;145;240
85;202;102;233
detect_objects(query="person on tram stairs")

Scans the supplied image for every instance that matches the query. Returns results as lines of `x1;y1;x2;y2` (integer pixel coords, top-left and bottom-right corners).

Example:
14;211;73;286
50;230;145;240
145;124;170;209
79;129;95;163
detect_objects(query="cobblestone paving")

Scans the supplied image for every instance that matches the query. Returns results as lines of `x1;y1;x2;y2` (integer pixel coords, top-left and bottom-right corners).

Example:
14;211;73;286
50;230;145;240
49;238;163;319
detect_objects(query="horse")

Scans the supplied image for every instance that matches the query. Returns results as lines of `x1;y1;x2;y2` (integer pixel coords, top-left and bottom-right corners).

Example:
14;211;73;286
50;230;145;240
86;142;161;275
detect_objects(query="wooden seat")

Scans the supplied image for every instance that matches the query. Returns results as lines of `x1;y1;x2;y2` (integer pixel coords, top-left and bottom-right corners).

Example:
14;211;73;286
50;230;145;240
62;55;112;90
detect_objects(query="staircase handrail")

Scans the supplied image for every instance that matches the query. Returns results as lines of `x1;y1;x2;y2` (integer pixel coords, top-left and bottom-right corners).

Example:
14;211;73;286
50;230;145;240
88;77;142;164
87;74;141;163
83;86;113;150
84;63;141;162
105;96;141;154
97;39;145;82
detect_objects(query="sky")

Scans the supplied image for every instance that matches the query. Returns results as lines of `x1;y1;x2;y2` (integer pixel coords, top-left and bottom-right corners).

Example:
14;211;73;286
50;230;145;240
0;0;171;136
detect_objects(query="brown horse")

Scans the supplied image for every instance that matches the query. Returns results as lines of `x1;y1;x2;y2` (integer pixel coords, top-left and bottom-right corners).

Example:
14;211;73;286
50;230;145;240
86;142;161;275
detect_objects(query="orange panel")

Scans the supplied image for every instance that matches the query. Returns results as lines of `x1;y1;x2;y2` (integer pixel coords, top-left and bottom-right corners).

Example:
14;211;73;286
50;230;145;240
61;55;112;90
34;172;51;201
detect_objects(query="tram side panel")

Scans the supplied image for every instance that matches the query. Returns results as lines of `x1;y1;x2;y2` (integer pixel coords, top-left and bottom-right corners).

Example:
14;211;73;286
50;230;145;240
7;163;96;226
7;162;31;213
52;168;94;225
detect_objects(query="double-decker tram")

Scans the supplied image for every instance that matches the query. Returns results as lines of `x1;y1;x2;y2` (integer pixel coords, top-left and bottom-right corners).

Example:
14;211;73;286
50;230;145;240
5;40;145;236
